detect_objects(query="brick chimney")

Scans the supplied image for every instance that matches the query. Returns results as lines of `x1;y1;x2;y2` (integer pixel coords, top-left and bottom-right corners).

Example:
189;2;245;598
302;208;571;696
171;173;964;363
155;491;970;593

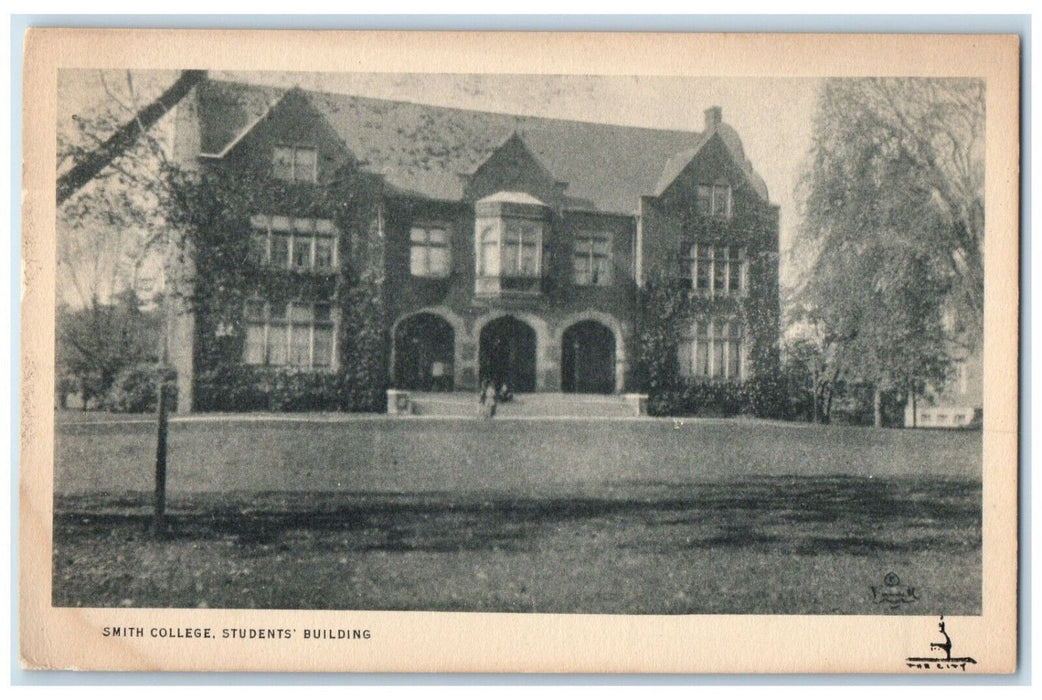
704;106;722;131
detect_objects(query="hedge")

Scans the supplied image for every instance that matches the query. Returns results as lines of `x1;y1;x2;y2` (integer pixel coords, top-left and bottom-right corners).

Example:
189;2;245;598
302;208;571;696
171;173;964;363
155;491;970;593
193;366;386;413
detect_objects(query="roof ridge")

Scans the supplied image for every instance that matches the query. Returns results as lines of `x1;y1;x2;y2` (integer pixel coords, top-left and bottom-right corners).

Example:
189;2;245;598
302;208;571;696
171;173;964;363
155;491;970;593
207;78;703;138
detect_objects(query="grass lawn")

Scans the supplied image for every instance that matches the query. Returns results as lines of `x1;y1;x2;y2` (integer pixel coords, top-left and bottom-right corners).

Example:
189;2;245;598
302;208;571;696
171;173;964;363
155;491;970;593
52;415;982;614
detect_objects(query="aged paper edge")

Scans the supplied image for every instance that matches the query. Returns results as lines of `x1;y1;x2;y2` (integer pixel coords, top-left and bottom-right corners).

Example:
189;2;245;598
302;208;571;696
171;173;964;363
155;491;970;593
19;29;1020;674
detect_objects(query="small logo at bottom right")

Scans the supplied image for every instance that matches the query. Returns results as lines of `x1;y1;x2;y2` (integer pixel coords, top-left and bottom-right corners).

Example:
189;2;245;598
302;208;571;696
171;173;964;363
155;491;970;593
905;616;978;671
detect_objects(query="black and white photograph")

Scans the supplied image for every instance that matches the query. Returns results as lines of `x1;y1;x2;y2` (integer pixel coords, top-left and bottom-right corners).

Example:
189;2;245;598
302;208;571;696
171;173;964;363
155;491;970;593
20;29;1019;673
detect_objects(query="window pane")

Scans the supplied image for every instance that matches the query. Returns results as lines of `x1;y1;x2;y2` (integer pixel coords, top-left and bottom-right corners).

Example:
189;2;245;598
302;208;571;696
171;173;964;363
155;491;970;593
713;185;730;216
428;228;447;245
428;247;451;276
696;339;710;376
480;227;499;276
728;339;741;379
729;260;742;291
270;234;290;268
315;219;336;234
410;244;428;275
270;215;291;232
678;339;694;377
712;339;725;378
696;251;710;290
697;185;712;215
273;147;294;180
313;327;333;367
410;227;427;243
314;304;332;322
289;302;313;322
502;234;521;275
294;148;317;182
290;324;311;366
315;237;334;269
573;255;591;285
293;237;312;268
520;240;538;276
267;324;287;365
713;256;727;291
269;302;287;321
592;256;610;285
244;324;265;364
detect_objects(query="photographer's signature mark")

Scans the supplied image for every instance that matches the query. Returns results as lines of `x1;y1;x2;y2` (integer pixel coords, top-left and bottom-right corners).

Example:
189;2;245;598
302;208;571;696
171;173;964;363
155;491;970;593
905;616;977;671
871;572;919;609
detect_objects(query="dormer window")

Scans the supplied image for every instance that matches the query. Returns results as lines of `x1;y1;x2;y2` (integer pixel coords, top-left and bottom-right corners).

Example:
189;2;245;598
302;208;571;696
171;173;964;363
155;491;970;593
273;145;317;183
474;192;548;296
697;183;732;218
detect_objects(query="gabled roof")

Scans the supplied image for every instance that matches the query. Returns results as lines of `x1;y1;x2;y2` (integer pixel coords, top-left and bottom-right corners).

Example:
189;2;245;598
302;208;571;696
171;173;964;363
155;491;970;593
192;80;770;214
653;123;769;201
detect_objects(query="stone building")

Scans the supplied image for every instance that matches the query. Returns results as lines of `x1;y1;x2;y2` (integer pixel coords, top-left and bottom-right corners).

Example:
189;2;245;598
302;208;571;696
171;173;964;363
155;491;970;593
169;79;780;411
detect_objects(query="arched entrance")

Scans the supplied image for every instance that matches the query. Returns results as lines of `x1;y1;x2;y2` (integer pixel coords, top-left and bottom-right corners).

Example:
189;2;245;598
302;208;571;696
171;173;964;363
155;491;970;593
393;313;455;391
561;320;616;394
479;316;537;393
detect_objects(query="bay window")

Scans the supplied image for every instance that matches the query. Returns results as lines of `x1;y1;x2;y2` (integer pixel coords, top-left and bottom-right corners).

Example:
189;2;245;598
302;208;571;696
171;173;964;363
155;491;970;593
474;193;548;296
502;220;541;276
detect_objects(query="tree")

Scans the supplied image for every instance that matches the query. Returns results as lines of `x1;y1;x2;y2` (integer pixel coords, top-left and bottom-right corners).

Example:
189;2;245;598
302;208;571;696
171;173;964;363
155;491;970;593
57;70;205;205
57;70;185;309
56;289;159;408
794;78;984;426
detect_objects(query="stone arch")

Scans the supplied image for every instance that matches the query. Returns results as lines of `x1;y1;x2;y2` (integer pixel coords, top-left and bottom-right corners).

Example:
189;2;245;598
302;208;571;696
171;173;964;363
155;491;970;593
473;311;550;393
390;307;465;391
555;311;627;394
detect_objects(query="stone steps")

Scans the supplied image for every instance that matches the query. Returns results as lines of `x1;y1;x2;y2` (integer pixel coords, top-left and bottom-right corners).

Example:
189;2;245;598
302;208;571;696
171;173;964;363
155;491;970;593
397;391;646;418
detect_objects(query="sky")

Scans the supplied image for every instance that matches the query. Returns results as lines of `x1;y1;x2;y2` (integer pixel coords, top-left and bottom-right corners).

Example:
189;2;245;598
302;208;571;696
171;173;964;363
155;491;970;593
57;70;823;302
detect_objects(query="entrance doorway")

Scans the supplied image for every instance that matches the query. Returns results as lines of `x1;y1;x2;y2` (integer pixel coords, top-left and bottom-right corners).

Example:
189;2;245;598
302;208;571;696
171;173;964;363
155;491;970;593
479;316;537;393
393;313;455;391
561;320;616;394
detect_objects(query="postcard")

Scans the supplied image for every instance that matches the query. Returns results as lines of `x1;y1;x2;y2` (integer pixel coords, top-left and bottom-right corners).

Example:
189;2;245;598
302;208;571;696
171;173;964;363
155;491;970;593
20;29;1019;673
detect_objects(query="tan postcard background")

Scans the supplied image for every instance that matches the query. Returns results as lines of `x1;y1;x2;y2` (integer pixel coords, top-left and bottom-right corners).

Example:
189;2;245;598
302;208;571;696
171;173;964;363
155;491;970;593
20;29;1019;673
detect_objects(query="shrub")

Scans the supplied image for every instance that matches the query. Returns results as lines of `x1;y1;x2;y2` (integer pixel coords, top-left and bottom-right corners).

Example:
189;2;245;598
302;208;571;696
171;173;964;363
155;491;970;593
646;380;756;417
103;364;178;414
194;366;385;413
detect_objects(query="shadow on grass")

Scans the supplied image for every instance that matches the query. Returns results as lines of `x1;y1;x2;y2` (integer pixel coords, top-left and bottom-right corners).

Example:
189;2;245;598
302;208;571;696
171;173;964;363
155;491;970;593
54;476;981;556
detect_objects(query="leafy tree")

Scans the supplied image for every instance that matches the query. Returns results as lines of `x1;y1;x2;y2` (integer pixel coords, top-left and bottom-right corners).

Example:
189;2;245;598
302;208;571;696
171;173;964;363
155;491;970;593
58;71;184;308
56;289;160;408
794;78;984;425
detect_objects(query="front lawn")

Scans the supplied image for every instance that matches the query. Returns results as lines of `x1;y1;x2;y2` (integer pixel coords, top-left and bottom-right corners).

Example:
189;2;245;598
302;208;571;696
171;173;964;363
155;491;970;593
52;416;982;614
